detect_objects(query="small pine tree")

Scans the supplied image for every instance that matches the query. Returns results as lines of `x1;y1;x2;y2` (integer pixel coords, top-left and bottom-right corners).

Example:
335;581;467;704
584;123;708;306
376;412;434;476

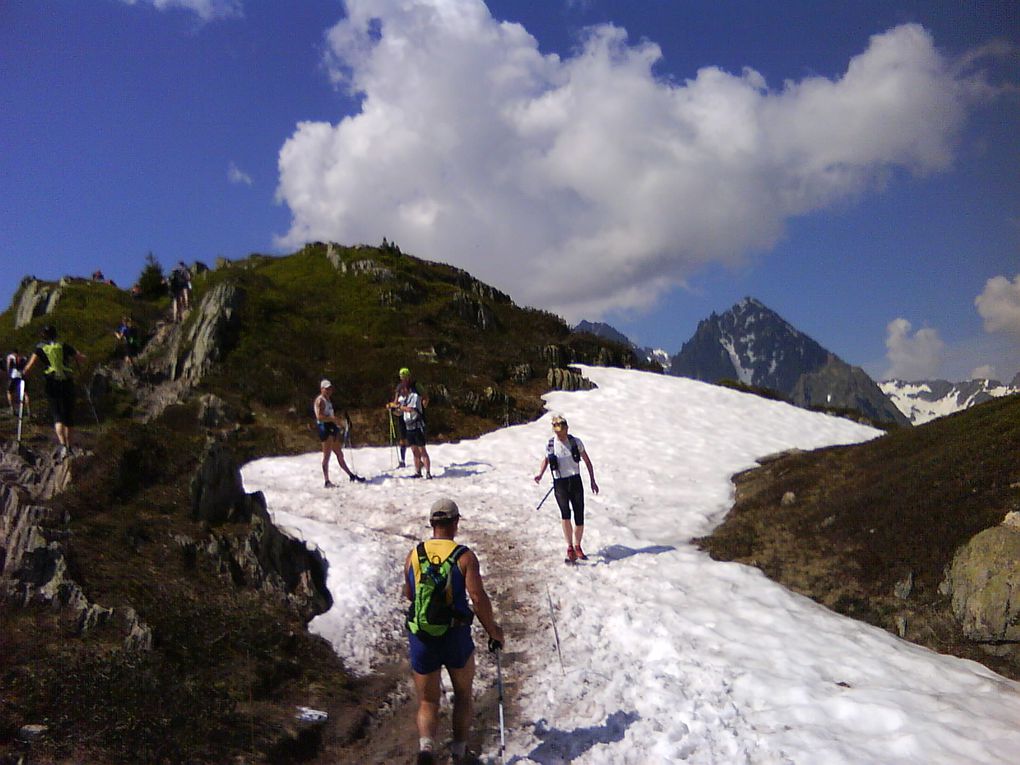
136;252;166;300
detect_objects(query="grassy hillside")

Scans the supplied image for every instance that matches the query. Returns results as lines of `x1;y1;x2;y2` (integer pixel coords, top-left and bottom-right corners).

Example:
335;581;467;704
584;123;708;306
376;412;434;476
699;393;1020;680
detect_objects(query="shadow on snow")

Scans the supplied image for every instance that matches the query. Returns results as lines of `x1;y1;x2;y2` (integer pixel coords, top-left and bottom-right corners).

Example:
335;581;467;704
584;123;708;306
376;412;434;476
508;710;640;764
598;544;676;563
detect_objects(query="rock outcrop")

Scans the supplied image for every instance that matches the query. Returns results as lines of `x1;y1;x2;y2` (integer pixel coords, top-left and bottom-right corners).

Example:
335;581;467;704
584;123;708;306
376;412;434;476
189;440;332;620
168;281;245;386
0;442;153;650
13;279;61;329
547;367;596;392
943;517;1020;643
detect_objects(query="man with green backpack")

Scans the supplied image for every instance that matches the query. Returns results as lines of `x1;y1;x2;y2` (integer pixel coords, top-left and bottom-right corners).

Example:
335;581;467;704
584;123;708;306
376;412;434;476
403;498;504;765
22;324;87;459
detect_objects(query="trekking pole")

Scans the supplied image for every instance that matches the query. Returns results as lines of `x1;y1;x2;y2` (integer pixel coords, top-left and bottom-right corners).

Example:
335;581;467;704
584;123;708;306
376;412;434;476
545;585;566;675
343;411;355;472
387;409;397;468
536;484;554;512
15;382;26;447
494;645;506;759
83;381;99;425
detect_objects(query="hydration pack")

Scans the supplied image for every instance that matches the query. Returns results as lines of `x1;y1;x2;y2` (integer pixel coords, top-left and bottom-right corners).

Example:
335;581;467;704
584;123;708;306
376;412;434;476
407;543;470;639
39;342;70;380
547;435;581;474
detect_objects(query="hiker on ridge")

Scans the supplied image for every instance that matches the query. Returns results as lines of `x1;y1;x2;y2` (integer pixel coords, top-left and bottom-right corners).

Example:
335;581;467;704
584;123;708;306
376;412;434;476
5;349;30;417
534;413;599;563
403;498;504;765
386;366;412;468
22;325;87;459
114;316;141;368
168;262;190;322
313;379;364;487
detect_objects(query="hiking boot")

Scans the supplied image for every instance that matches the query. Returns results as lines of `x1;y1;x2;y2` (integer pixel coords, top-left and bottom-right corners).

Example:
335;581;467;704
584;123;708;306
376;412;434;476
349;474;365;483
575;545;588;561
565;545;577;563
415;751;436;765
398;461;407;468
425;472;433;480
411;472;422;479
324;479;335;488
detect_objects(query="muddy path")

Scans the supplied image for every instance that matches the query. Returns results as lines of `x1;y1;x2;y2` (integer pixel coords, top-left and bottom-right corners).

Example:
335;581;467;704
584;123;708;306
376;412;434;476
325;527;541;764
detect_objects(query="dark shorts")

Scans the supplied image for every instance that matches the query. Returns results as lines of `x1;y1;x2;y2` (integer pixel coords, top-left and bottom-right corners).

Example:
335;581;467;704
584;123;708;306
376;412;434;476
408;626;475;675
317;422;340;442
405;425;426;447
7;378;23;396
44;377;76;427
554;475;585;524
396;415;408;440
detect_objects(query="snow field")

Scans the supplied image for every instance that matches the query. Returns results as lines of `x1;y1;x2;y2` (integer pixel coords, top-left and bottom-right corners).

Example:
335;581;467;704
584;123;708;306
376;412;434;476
243;366;1020;764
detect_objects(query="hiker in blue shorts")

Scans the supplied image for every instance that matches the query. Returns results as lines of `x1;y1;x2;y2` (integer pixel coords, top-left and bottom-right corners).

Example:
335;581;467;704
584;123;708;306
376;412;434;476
403;498;503;765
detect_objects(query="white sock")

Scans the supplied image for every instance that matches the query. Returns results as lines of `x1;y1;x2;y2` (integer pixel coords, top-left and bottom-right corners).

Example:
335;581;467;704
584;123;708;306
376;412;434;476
419;737;434;752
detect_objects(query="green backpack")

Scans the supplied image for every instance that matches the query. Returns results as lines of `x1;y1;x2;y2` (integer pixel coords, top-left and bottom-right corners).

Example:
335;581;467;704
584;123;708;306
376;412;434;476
407;543;470;638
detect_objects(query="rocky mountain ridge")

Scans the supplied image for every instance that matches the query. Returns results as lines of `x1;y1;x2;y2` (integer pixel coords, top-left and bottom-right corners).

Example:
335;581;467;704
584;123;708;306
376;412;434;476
573;319;670;370
881;378;1020;424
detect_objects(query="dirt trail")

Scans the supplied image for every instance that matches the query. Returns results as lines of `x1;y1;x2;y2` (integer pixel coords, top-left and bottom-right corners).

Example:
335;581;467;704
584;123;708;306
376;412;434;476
326;527;538;765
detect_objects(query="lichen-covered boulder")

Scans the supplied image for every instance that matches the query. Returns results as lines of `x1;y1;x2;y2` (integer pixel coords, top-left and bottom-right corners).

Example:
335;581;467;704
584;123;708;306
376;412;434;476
944;524;1020;642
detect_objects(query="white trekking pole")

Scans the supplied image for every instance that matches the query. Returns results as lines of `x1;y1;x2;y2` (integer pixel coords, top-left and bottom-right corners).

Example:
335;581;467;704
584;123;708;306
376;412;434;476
491;641;506;760
15;380;26;446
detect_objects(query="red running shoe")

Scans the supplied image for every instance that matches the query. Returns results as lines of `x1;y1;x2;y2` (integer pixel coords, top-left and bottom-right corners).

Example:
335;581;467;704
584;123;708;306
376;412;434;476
565;545;577;563
575;545;588;561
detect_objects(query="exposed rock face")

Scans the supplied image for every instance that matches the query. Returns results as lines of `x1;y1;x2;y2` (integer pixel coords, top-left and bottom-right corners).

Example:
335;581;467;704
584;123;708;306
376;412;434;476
189;440;332;620
792;357;908;425
169;281;246;385
340;259;394;281
671;298;908;426
547;367;596;392
452;290;498;330
0;442;153;650
944;523;1020;643
13;279;61;329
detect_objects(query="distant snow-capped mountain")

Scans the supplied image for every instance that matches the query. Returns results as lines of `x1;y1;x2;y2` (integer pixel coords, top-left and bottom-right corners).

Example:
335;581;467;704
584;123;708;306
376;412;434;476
573;320;670;370
880;378;1018;425
670;297;910;426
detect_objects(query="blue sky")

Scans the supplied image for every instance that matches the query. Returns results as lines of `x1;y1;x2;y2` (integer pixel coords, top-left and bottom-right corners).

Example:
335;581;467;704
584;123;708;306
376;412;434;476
3;1;1018;381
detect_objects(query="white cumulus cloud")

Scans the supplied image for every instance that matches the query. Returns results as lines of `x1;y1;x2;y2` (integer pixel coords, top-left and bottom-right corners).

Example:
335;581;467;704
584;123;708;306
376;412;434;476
120;0;242;22
884;318;945;381
228;161;253;186
276;0;995;319
975;274;1020;339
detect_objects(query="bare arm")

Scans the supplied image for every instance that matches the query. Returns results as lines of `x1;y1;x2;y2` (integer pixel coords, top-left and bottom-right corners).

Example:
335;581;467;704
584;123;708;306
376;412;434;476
461;551;504;645
21;353;38;378
534;456;549;484
582;451;599;494
401;551;413;601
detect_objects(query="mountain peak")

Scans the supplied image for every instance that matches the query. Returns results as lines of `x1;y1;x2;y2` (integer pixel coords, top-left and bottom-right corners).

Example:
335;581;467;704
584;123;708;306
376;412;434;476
670;299;909;425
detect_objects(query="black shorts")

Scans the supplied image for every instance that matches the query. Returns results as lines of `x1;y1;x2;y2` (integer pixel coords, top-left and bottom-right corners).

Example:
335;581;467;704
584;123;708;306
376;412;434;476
44;376;76;426
317;422;340;442
396;415;408;440
7;378;23;396
405;426;426;447
554;475;584;525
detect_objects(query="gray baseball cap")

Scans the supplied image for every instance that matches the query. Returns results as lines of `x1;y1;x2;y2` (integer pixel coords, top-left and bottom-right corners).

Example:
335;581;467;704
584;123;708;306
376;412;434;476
429;498;461;524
